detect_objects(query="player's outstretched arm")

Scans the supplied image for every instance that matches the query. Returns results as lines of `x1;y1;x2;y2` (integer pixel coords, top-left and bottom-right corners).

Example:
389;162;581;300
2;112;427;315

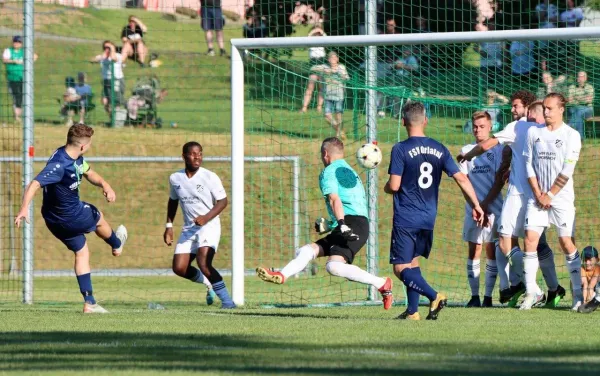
84;169;116;202
457;137;499;163
14;180;41;228
384;175;401;195
452;172;485;226
164;198;178;246
194;198;228;227
481;146;512;212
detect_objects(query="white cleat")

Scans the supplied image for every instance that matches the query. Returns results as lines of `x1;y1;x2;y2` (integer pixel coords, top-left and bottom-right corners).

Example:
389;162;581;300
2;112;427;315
572;300;582;311
83;303;109;314
519;292;544;310
112;225;128;256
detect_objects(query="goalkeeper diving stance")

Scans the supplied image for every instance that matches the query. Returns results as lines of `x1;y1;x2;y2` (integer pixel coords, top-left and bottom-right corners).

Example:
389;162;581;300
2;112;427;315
256;137;394;309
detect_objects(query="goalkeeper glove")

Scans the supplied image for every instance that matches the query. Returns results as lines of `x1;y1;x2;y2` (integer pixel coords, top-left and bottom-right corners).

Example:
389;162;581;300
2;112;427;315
314;217;332;234
336;219;359;241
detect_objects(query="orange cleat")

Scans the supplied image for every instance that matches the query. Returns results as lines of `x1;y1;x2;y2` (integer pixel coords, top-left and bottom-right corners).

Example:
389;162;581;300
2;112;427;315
378;277;393;310
256;267;285;284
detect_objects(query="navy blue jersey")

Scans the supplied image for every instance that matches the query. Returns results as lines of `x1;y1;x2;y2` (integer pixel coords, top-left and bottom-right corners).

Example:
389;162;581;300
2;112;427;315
34;147;90;223
388;137;460;230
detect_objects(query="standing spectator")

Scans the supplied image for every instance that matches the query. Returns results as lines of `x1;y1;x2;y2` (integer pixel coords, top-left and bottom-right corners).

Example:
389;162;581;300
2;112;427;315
2;35;37;123
567;71;594;138
581;246;600;304
474;22;506;90
300;26;326;113
390;47;420;117
535;0;558;24
483;90;509;131
537;10;556;73
509;36;536;79
121;16;148;67
380;18;400;63
536;71;566;99
200;0;226;57
243;9;268;39
414;16;433;76
92;41;125;118
559;0;583;28
310;52;349;139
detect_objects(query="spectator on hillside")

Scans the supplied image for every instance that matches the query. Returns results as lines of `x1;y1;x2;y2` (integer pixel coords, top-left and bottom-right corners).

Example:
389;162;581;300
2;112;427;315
299;26;327;113
535;0;558;24
2;35;37;123
581;246;600;303
483;89;508;130
559;0;583;28
567;71;594;138
509;36;535;78
200;0;227;57
59;73;93;126
121;16;148;67
474;22;506;89
536;10;556;73
389;47;419;117
414;16;433;75
380;18;401;63
536;71;566;99
243;9;268;39
92;40;125;118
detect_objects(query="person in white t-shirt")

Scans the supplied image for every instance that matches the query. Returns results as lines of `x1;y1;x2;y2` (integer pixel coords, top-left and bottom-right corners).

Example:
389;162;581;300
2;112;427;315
300;27;326;113
458;91;563;308
163;142;235;309
522;93;583;311
459;111;509;308
92;40;125;117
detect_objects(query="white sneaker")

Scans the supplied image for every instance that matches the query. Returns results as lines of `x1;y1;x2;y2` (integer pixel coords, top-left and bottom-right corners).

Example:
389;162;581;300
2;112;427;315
83;302;109;314
377;111;386;118
112;224;128;256
572;300;582;311
519;292;544;310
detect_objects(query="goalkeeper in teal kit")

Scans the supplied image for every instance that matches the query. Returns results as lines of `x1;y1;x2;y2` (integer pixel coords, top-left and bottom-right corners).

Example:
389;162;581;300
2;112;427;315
256;137;394;310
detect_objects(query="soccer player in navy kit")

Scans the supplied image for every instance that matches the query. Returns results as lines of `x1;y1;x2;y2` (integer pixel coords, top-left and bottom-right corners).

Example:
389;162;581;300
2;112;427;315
15;124;127;313
384;101;485;320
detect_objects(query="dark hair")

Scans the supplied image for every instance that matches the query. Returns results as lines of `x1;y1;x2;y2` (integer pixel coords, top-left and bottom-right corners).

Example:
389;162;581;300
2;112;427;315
401;101;427;126
471;111;491;124
544;92;567;109
65;76;75;88
321;137;344;153
102;40;112;49
66;123;94;145
182;141;202;154
510;90;536;108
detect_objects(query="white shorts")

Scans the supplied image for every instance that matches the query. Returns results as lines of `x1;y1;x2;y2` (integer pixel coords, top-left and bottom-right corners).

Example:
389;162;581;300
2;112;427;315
524;198;575;237
174;223;221;255
462;213;497;244
498;194;527;238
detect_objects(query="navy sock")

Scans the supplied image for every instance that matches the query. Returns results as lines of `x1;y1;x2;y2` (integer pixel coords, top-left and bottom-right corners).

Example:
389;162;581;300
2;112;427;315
400;267;437;302
104;231;121;249
406;267;422;314
213;281;234;305
76;273;96;304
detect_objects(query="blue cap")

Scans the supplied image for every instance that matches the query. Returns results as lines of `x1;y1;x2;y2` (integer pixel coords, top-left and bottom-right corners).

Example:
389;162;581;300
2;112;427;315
12;35;22;43
582;246;599;259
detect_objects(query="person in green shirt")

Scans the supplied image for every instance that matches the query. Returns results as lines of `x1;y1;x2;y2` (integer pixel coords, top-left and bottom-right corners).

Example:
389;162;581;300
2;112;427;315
2;36;38;123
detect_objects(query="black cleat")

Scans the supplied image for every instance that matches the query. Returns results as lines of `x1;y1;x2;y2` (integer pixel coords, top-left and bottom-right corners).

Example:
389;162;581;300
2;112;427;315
396;310;421;320
482;296;493;307
545;285;566;308
466;295;481;307
507;282;526;308
499;288;513;304
426;294;447;320
577;298;600;314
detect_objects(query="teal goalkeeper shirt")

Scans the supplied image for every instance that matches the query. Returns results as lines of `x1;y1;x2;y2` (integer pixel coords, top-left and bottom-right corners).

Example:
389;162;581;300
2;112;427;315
319;159;368;226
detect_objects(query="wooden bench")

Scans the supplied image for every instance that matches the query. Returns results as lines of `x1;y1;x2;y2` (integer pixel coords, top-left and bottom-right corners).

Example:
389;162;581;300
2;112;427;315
584;116;600;139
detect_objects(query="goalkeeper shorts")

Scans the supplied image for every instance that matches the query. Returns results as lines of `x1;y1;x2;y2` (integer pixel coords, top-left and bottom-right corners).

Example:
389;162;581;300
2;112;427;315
316;215;368;264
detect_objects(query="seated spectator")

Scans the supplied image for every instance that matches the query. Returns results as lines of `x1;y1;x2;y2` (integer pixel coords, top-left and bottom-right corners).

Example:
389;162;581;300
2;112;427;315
414;16;433;75
59;73;93;126
581;246;600;303
393;47;419;81
567;71;594;138
536;71;566;99
127;76;167;123
243;9;268;39
559;0;583;28
59;76;79;126
121;16;148;66
300;26;327;113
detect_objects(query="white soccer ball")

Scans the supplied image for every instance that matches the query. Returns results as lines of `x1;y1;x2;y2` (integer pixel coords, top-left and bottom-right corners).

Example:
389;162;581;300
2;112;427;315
356;143;382;169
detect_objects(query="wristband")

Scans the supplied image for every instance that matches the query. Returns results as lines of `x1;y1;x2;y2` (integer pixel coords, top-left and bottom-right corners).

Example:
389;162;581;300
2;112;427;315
547;192;555;199
337;218;345;226
165;223;173;228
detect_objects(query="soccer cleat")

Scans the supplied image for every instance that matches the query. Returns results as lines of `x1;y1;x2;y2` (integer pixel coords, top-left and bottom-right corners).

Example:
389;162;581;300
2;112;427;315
221;302;236;309
577;297;600;314
396;310;421;321
571;300;583;312
507;282;526;308
544;285;566;308
482;296;493;307
425;293;447;320
518;292;544;310
112;225;128;256
207;49;215;57
499;288;513;304
466;295;481;308
83;302;109;314
206;288;217;306
256;267;285;284
378;277;393;310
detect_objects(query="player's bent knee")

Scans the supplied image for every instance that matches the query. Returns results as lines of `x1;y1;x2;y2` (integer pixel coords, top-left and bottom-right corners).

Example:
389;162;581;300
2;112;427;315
295;244;317;259
325;261;344;277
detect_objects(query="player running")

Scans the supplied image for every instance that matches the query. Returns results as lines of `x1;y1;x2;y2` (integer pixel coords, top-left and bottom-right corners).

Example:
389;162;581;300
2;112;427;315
164;141;235;309
521;93;583;310
256;137;394;310
459;111;509;308
385;101;484;320
14;124;127;313
458;91;564;308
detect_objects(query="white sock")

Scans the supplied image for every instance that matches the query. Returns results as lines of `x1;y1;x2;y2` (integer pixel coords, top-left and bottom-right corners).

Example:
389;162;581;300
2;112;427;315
495;244;510;290
523;252;540;295
484;259;498;297
325;261;386;289
507;246;524;287
191;268;213;289
467;259;481;296
566;250;583;302
538;243;559;291
281;245;315;279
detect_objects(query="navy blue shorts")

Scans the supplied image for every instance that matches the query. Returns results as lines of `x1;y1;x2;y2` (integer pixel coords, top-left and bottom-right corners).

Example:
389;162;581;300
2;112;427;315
389;227;433;265
201;7;224;31
44;203;101;252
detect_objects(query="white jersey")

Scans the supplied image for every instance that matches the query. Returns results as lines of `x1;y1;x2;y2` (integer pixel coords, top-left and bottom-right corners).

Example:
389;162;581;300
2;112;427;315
524;123;581;203
169;167;227;229
459;143;504;216
493;117;545;196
